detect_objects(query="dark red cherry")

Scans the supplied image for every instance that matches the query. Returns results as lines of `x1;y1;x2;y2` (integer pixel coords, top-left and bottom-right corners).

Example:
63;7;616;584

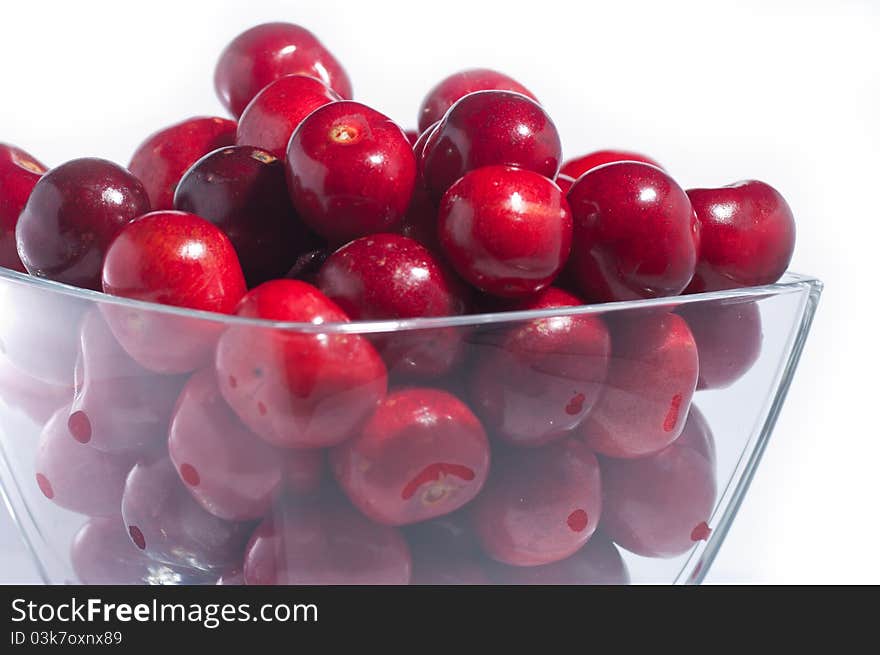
404;129;419;146
402;508;480;557
331;387;490;526
16;158;150;290
243;495;412;585
469;287;610;446
417;69;537;134
686;181;796;292
470;439;601;566
215;280;387;449
579;312;698;459
675;405;716;466
0;352;70;425
286;101;416;244
283;247;330;284
168;369;283;521
214;22;352;118
398;176;440;252
128;116;236;210
438;165;572;298
554;173;575;195
236;74;341;158
282;449;325;496
566;161;699;302
101;211;247;374
174;145;319;287
560;149;663;179
0;143;46;272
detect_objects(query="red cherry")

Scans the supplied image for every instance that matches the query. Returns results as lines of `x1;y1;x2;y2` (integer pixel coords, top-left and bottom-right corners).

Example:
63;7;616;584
0;143;46;272
174;145;319;287
579;313;698;459
286;101;416;244
675;405;716;467
686;180;796;292
560;149;663;179
554;173;575;195
469;287;610;446
331;387;490;526
417;68;537;134
16;158;150;290
566;161;699;302
404;129;419;146
168;369;283;521
438;165;572;298
128;116;236;210
470;439;601;566
0;351;70;424
236;74;341;158
214;22;352;118
282;449;325;496
420;91;561;202
215;279;387;449
101;211;247;374
243;495;412;585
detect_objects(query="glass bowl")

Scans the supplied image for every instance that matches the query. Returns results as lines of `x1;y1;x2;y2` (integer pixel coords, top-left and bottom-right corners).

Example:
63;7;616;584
0;267;821;585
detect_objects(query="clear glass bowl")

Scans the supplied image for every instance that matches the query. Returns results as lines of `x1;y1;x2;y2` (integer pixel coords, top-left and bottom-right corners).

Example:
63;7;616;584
0;267;821;585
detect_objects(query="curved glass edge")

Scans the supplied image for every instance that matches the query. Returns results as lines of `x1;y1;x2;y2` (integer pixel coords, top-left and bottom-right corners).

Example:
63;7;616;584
0;266;824;334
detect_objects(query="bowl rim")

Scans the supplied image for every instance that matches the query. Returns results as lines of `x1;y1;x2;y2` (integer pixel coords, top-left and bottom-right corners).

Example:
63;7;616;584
0;267;823;334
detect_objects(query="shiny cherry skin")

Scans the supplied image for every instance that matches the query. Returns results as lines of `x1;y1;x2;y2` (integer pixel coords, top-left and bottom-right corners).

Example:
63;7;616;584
470;438;601;566
676;405;716;466
404;130;419;146
174;145;318;287
121;455;252;571
35;405;137;517
554;173;575;195
284;247;329;283
469;287;610;446
69;309;184;453
420;91;561;203
567;161;699;302
16;158;150;290
579;312;698;458
438;165;572;298
286;101;416;244
678;300;762;390
686;181;796;292
214;22;352;118
560;149;663;179
0;351;70;425
236;74;341;158
417;68;537;134
128;116;236;210
101;211;247;374
0;143;46;272
282;449;325;496
243;495;412;585
168;369;283;521
396;123;441;250
331;388;490;526
215;280;387;449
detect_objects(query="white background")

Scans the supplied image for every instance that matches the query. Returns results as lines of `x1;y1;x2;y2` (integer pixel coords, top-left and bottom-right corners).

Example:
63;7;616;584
0;0;878;583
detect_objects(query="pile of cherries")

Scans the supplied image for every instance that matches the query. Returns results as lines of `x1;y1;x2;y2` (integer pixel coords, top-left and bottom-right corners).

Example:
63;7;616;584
0;22;796;585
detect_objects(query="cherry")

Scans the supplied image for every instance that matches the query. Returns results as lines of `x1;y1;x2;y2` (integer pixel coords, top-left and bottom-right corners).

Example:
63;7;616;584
236;74;341;158
397;179;440;252
410;549;491;585
282;449;325;496
16;158;150;291
566;161;699;302
174;145;319;287
470;438;601;566
420;91;561;202
215;279;387;449
438;165;572;298
579;312;698;458
675;405;716;466
121;455;252;571
402;508;480;557
70;309;184;453
243;495;412;585
554;173;575;195
0;351;70;425
101;210;247;374
128;116;237;210
404;129;419;146
560;149;663;179
34;405;136;517
168;369;283;521
0;143;46;272
417;68;537;134
331;387;490;526
468;287;610;446
316;233;469;378
286;101;416;244
214;22;352;118
678;300;762;390
686;180;796;292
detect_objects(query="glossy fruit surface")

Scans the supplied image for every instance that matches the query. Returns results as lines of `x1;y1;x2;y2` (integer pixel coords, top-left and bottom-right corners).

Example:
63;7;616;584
128;116;237;210
0;143;46;272
560;149;662;179
16;158;150;290
554;173;575;195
